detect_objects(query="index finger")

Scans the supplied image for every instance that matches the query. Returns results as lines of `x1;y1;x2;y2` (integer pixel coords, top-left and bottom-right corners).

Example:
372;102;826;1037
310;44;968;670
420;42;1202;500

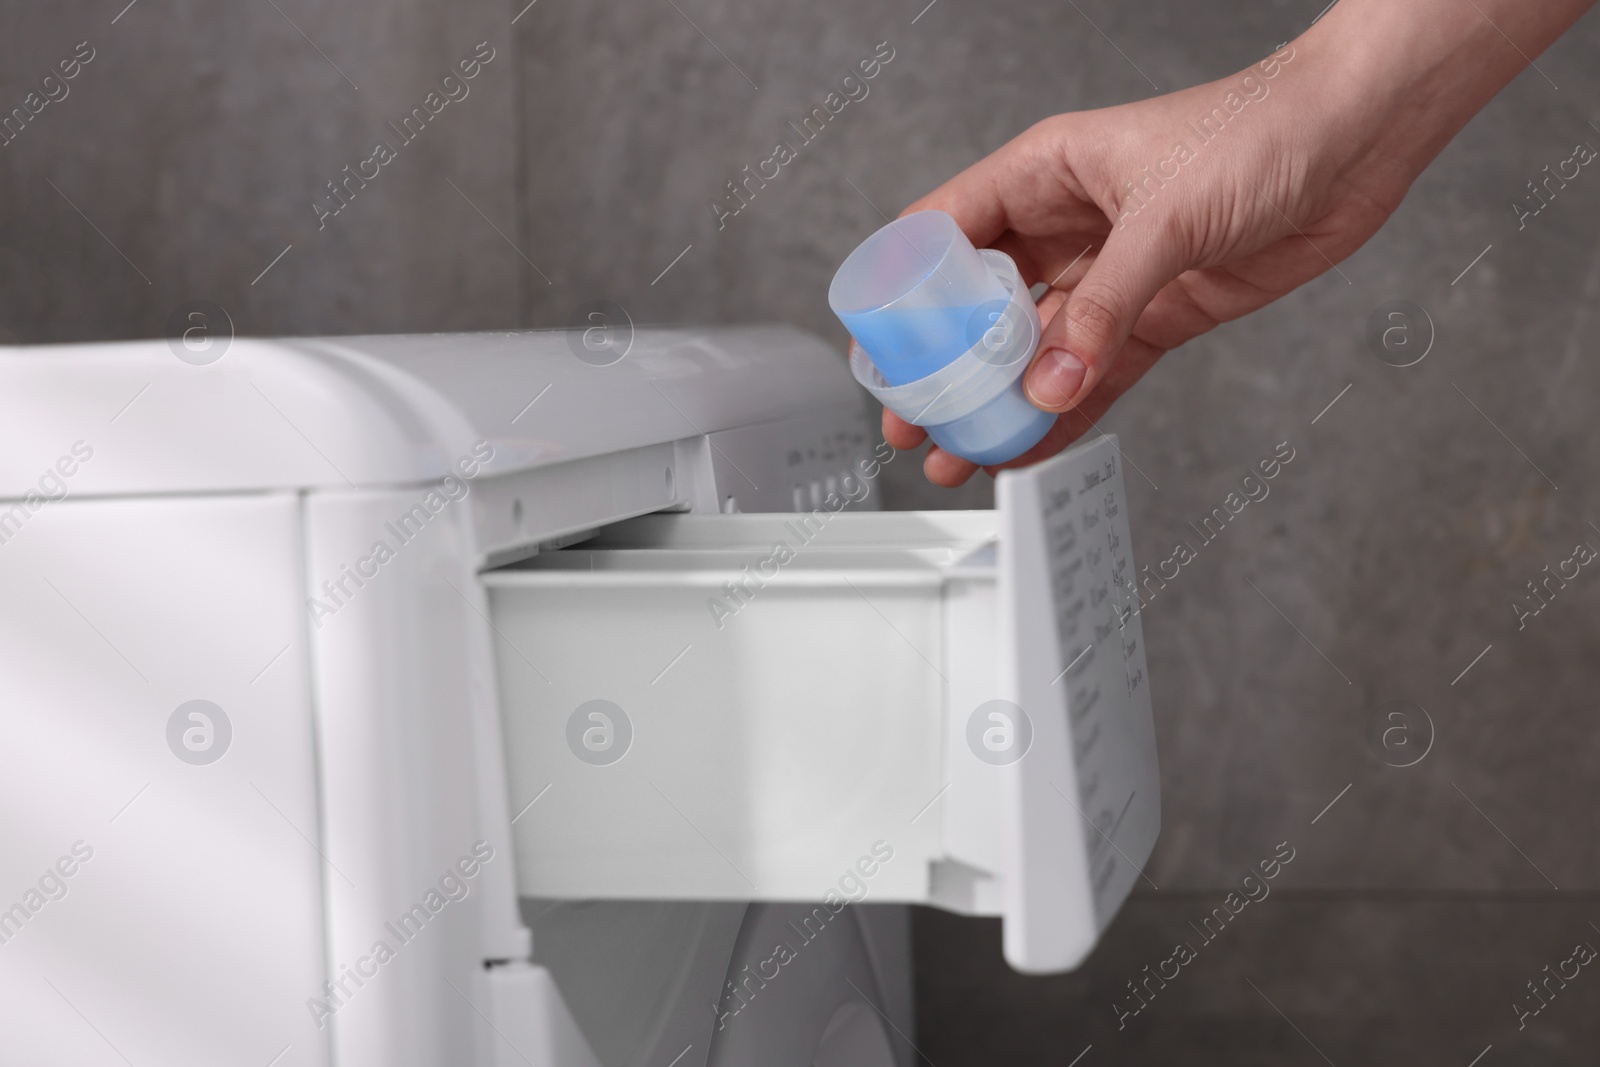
900;147;1013;249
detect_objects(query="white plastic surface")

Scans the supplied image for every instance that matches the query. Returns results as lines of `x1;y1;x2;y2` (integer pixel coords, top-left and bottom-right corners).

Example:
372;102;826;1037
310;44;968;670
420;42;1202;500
487;511;976;902
996;435;1160;972
304;488;522;1065
487;435;1159;973
0;493;330;1066
0;326;864;496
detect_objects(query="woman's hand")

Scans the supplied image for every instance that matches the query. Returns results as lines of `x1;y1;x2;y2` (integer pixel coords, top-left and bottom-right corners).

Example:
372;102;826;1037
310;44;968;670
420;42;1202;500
882;0;1596;486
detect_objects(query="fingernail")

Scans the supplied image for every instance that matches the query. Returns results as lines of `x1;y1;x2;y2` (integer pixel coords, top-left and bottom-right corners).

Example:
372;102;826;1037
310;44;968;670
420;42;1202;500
1026;348;1086;409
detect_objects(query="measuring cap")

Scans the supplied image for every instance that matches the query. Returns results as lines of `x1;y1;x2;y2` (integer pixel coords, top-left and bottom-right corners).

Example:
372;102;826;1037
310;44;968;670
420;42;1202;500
829;210;1055;465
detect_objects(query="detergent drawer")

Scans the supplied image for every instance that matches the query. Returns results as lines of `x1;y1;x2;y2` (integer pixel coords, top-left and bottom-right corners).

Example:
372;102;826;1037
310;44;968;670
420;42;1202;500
483;435;1158;973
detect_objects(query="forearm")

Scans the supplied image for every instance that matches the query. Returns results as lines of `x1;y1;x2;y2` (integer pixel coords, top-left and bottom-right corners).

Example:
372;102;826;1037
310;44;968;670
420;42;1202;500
1289;0;1594;185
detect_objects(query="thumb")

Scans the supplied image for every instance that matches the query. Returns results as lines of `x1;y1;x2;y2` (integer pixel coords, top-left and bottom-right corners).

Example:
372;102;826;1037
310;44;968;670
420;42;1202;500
1024;225;1187;412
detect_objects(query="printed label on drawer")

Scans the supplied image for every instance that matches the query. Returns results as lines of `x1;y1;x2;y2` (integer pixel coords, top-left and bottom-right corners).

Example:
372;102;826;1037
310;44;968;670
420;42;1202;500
1040;448;1153;921
996;434;1160;970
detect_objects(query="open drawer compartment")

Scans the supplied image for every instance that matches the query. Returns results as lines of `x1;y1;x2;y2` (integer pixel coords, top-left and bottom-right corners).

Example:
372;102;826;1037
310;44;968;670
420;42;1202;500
483;435;1158;972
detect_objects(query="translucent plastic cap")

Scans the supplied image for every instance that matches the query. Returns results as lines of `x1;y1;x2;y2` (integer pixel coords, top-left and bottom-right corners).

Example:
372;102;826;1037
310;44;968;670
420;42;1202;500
828;210;1010;386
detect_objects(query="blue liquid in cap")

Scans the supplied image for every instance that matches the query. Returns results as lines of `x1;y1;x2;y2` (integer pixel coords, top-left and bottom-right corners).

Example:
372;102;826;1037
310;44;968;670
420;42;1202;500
838;304;991;386
831;211;1054;466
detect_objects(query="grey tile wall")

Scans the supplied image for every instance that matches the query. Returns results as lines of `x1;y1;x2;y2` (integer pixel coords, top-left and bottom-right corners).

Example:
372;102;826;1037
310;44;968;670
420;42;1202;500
5;0;1599;1059
1;0;522;342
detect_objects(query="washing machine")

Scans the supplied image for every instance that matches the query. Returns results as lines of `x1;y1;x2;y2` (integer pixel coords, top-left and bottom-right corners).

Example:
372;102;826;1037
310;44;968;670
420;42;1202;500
0;325;1157;1065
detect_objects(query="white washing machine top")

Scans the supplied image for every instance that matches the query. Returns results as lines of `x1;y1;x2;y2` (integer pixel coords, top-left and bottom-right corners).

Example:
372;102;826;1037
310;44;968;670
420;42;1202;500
0;325;861;495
